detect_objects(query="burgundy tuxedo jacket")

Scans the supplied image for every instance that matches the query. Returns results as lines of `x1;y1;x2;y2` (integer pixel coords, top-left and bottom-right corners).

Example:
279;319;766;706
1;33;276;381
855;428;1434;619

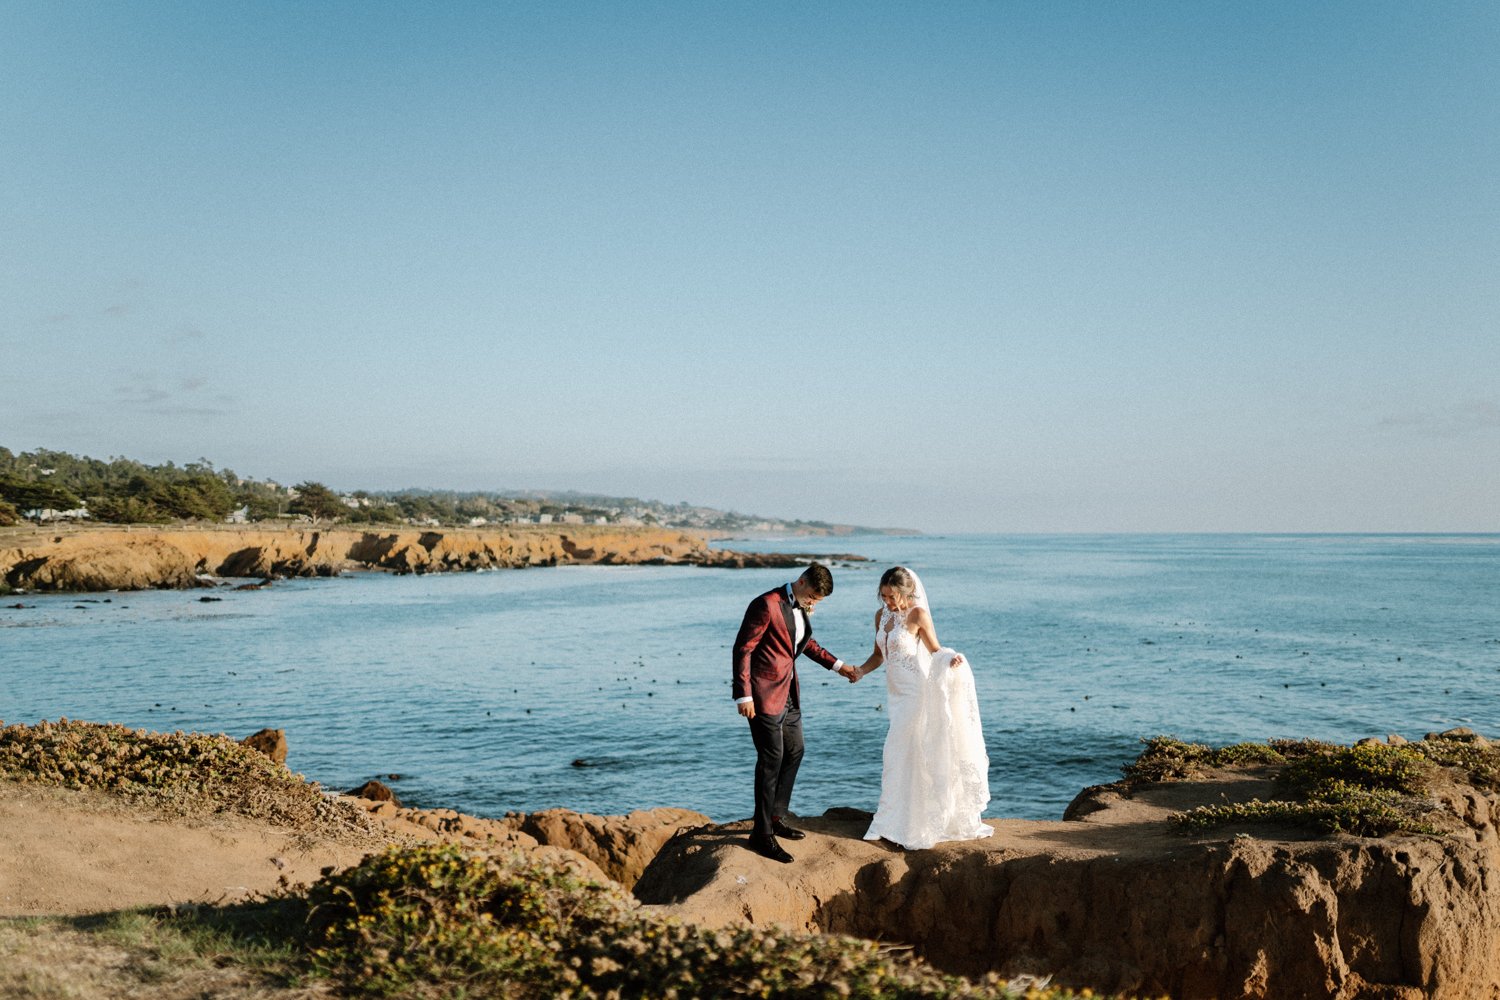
732;586;840;717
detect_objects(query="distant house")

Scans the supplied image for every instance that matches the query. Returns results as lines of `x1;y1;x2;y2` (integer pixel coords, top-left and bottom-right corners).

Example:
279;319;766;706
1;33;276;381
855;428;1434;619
536;513;554;524
26;506;89;522
467;516;488;526
592;516;610;525
559;513;584;525
225;505;250;524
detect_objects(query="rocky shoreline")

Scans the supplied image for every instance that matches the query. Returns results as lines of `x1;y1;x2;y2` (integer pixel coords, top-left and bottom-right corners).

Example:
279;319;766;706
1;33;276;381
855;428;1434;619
8;718;1499;998
0;524;867;592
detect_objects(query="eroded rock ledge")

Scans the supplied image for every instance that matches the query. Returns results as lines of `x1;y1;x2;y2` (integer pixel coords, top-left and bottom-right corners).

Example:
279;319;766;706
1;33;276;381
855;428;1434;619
341;795;709;889
0;525;857;592
634;764;1500;1000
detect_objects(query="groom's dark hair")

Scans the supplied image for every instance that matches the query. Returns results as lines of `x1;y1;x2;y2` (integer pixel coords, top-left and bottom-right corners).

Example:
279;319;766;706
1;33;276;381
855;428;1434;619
802;563;834;597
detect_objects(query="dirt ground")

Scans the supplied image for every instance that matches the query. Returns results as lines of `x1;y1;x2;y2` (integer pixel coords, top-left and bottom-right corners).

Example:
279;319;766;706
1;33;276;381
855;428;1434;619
0;782;386;918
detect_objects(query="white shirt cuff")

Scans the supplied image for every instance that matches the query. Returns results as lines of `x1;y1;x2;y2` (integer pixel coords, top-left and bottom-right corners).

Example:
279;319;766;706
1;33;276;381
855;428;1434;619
832;660;844;670
734;696;753;704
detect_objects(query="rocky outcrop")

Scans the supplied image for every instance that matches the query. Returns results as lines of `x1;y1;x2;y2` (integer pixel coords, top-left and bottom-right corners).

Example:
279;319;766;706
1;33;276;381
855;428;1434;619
340;797;707;889
0;525;852;592
239;728;287;765
516;807;711;888
347;779;399;805
634;771;1500;1000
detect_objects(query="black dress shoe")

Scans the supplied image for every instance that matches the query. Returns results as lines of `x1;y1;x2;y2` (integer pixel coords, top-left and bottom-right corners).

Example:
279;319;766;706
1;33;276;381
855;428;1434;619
747;833;793;863
772;821;806;841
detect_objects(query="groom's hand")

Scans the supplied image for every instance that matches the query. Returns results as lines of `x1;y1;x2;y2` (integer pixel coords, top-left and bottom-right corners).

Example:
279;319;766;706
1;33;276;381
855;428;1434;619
737;701;756;719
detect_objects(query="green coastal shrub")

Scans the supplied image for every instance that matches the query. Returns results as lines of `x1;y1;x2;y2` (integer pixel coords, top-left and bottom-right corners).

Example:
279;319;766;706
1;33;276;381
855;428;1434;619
1278;741;1429;798
1171;788;1440;837
1167;739;1442;837
1122;736;1285;783
1410;736;1500;791
1265;738;1344;760
302;844;585;995
0;718;368;835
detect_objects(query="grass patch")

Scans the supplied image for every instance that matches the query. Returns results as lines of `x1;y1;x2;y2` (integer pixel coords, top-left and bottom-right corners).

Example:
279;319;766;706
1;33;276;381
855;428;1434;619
0;908;321;1000
86;903;307;982
0;719;373;840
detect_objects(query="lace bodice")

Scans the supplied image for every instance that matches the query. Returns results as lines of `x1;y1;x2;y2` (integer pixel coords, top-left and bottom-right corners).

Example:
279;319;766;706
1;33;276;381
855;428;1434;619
878;608;923;669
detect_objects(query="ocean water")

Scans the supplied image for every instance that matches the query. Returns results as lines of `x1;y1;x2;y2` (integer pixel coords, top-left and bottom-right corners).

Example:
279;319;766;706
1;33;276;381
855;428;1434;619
2;534;1497;823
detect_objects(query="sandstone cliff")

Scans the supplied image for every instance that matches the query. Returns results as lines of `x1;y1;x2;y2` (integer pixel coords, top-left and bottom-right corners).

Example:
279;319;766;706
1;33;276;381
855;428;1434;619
634;766;1500;1000
0;525;827;592
343;795;709;889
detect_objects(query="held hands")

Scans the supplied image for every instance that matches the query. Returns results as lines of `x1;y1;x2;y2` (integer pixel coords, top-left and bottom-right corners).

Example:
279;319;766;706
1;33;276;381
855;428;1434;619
837;663;859;683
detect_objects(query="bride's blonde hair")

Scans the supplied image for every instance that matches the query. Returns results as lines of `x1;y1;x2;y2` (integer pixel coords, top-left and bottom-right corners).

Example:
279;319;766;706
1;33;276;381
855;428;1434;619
879;566;916;597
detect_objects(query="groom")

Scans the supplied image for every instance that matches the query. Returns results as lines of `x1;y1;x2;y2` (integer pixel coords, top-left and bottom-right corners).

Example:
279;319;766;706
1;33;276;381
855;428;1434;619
732;562;856;863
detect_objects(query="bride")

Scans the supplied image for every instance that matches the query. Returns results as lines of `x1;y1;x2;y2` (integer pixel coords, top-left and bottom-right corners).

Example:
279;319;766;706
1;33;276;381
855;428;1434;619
853;566;993;849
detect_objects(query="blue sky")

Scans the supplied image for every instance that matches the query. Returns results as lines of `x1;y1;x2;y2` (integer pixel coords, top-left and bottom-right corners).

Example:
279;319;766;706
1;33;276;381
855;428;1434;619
2;2;1496;532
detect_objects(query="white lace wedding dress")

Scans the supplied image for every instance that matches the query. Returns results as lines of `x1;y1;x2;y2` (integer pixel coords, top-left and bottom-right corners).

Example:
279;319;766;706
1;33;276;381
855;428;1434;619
863;607;993;849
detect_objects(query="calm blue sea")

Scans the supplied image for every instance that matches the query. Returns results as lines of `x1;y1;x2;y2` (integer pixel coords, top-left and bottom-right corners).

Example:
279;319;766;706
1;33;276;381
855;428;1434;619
2;534;1497;823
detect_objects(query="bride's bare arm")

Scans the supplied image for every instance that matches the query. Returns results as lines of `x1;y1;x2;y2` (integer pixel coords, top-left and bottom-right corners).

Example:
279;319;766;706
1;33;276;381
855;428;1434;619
912;607;941;651
913;607;966;666
855;609;884;678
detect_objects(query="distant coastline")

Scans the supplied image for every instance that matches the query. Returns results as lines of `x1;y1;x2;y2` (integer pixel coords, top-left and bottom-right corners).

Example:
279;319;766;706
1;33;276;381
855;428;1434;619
0;523;869;594
0;446;913;538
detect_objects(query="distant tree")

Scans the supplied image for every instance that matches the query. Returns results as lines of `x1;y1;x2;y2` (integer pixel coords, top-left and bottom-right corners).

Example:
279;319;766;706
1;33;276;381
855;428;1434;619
179;473;235;519
455;497;494;519
89;496;170;524
0;476;81;516
395;495;440;521
240;494;283;521
0;499;18;526
342;501;404;524
288;481;344;523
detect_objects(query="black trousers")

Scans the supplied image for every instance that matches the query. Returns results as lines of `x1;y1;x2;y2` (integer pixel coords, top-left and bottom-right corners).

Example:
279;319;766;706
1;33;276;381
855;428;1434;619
749;704;803;838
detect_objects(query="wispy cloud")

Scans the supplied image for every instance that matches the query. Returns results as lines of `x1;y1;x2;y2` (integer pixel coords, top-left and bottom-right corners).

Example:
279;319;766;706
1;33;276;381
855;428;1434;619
165;327;205;346
113;372;234;418
1379;400;1500;438
115;376;171;406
